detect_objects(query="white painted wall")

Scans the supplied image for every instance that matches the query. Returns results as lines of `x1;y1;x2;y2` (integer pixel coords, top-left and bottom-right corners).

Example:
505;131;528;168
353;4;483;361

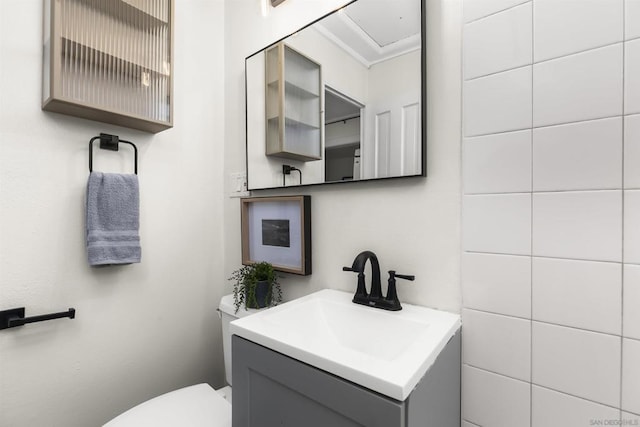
225;0;462;311
461;0;640;424
0;1;226;426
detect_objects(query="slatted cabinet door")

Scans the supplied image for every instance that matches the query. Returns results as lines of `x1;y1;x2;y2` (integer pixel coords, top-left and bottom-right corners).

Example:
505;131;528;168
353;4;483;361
43;0;174;133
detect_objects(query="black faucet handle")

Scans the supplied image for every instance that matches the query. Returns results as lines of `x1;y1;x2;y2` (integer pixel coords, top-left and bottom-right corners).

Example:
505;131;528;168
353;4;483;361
388;270;415;281
345;266;368;303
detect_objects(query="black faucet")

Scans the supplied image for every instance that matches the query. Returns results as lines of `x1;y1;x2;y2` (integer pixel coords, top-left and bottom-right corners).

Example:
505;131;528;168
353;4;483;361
343;251;414;311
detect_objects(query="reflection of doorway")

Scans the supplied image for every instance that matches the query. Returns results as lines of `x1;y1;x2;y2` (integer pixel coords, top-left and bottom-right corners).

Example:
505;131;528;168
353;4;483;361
324;86;364;182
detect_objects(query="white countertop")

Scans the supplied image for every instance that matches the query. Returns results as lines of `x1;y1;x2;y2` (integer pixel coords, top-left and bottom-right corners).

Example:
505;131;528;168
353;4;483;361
230;289;461;401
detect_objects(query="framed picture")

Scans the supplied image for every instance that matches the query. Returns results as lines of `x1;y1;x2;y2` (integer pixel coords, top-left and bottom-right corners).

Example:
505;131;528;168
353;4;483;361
241;196;311;275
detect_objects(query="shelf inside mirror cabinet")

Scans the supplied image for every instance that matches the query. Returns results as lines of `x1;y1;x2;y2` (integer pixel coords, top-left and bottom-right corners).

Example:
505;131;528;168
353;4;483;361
265;42;323;162
42;0;174;133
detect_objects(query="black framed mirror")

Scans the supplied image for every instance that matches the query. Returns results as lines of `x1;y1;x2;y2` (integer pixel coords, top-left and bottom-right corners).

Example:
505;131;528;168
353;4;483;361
245;0;426;190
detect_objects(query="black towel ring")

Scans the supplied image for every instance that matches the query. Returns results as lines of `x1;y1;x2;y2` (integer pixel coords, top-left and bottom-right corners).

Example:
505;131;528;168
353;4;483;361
88;133;138;175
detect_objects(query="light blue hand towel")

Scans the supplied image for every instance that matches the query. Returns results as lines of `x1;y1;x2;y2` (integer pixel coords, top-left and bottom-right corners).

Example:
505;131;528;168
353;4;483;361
86;172;141;266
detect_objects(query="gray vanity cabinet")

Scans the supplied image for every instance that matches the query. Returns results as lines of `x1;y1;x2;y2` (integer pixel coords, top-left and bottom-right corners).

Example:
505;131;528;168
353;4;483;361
232;331;461;427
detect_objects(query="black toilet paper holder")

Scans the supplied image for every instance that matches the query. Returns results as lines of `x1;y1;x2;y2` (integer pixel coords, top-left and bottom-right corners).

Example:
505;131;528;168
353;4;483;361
0;307;76;330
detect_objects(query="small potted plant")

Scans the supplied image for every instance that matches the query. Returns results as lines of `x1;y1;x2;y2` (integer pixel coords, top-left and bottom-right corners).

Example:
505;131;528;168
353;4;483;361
229;261;282;313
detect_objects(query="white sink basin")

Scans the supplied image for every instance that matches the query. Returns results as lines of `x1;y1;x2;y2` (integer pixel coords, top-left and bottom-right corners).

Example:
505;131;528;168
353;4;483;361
230;289;460;401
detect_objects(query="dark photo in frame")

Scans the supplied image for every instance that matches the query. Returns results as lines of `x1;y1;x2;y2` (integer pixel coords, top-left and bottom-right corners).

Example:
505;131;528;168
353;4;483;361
261;219;291;248
241;196;311;275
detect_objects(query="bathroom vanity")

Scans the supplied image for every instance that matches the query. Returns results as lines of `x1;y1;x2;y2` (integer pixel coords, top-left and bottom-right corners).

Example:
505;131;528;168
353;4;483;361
230;289;461;427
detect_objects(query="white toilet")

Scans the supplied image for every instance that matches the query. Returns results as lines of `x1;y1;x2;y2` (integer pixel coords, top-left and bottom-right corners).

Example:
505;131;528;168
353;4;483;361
104;294;263;427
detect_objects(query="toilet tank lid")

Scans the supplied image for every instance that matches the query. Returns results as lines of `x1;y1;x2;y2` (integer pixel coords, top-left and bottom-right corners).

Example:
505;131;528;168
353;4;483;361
218;294;266;318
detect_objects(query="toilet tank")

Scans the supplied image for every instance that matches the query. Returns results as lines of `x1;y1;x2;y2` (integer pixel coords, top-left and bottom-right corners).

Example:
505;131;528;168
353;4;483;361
218;294;265;386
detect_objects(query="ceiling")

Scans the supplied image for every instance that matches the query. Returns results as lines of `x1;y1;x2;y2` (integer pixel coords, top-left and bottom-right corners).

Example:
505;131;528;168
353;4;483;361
325;88;363;123
314;0;421;67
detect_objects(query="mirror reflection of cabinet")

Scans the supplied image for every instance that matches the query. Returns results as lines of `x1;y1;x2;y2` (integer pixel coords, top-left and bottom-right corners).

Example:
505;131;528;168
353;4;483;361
265;43;322;161
245;0;426;190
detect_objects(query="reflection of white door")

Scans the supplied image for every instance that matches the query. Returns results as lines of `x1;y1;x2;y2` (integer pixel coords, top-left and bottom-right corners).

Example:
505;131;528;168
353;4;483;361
368;98;420;178
362;50;421;179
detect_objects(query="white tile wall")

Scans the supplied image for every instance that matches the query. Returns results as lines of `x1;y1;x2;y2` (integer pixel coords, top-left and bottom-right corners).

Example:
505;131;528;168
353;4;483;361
532;191;622;262
622;338;640;414
464;130;531;194
625;190;640;264
626;114;640;188
463;365;531;426
464;66;532;137
533;0;623;62
532;257;622;335
533;44;623;128
463;0;633;422
462;252;531;318
624;265;640;340
464;3;532;79
462;309;531;381
628;0;640;40
463;0;529;24
532;385;621;427
532;322;621;407
463;193;531;255
533;117;622;191
626;40;640;115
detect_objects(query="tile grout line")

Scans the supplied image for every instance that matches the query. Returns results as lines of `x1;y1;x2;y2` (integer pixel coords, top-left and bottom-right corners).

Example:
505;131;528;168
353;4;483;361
464;250;631;266
459;3;466;423
465;63;532;84
465;306;637;339
464;40;626;83
465;362;632;413
465;189;623;196
463;0;531;26
466;113;624;139
530;1;535;424
464;112;640;143
620;2;626;416
465;188;631;196
531;40;625;67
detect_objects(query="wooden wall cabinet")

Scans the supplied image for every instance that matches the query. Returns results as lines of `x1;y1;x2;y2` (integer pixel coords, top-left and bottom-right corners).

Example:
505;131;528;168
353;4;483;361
265;42;322;161
42;0;174;133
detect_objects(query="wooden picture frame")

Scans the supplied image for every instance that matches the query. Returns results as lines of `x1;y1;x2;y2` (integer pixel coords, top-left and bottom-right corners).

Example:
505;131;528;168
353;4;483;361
241;196;311;275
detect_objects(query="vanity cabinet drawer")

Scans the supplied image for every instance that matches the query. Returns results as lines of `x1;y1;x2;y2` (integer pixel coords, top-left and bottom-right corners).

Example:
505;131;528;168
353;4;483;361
232;331;460;427
232;335;403;426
